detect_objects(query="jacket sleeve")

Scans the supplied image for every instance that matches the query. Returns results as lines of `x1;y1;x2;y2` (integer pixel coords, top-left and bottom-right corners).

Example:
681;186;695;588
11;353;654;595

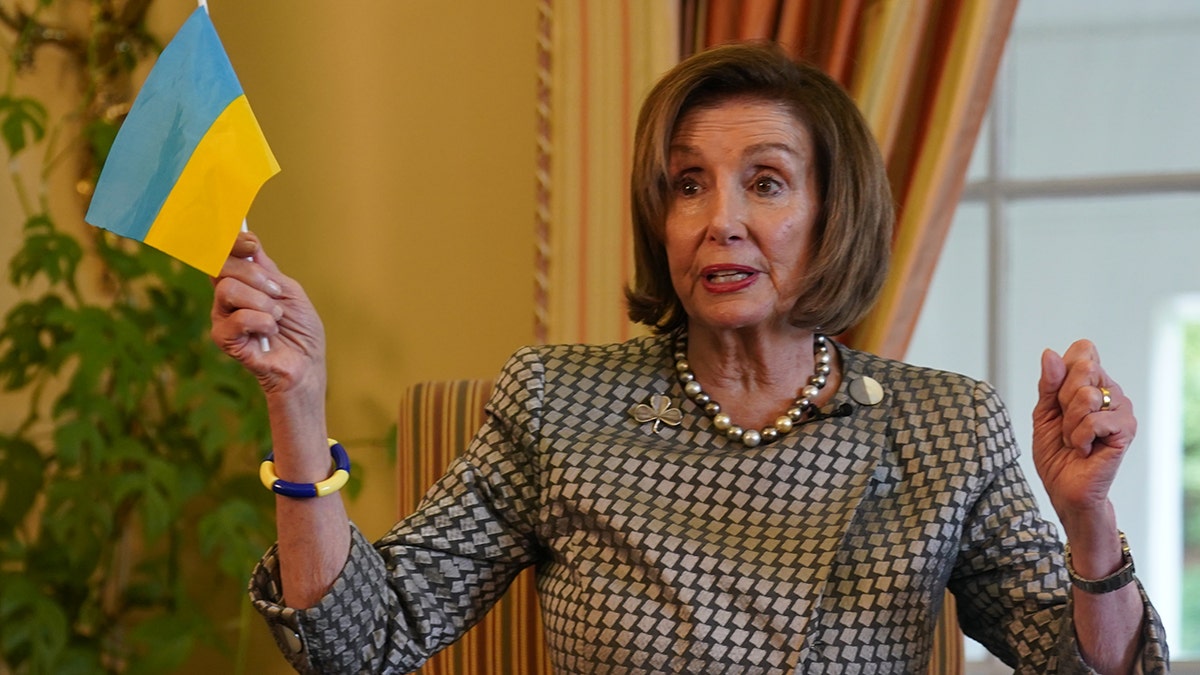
248;347;548;674
948;380;1169;674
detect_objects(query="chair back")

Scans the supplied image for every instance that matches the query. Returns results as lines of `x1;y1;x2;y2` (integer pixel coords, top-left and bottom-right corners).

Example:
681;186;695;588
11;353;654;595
398;380;552;675
399;379;963;674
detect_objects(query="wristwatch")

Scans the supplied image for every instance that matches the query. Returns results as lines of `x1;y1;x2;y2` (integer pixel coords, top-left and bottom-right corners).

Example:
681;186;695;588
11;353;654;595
1064;530;1137;594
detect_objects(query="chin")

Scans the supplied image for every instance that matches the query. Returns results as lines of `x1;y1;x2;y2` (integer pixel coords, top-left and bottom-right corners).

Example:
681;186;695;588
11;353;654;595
690;311;778;333
681;294;797;333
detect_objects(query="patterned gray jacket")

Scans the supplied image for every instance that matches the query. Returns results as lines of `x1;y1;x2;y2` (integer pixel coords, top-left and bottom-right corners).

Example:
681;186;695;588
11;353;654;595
250;334;1169;673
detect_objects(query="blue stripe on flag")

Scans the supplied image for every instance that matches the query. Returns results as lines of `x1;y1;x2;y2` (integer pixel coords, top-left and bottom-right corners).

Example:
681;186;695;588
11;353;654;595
86;7;243;241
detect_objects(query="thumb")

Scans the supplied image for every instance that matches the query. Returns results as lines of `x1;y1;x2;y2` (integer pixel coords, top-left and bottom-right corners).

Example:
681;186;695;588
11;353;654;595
1034;348;1067;421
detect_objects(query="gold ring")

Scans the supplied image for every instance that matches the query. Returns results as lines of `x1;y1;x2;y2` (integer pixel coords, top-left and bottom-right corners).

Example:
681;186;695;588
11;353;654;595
1099;386;1112;411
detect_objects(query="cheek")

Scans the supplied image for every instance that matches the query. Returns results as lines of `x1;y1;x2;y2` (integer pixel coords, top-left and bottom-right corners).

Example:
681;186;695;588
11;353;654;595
664;244;691;286
662;219;695;271
766;215;816;271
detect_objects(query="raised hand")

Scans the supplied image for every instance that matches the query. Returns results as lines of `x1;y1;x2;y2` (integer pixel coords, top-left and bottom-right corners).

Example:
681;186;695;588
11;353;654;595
210;231;326;397
1031;340;1136;518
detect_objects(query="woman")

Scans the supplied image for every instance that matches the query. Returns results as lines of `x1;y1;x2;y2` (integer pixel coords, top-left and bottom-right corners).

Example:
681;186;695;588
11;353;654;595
212;43;1167;673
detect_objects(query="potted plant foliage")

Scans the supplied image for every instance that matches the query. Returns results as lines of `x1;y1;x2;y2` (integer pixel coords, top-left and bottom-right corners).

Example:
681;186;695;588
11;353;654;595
1;3;276;672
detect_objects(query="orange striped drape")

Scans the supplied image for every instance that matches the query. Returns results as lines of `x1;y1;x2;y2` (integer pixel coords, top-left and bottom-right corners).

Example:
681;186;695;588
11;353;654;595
540;0;678;345
688;3;1018;674
685;0;1018;360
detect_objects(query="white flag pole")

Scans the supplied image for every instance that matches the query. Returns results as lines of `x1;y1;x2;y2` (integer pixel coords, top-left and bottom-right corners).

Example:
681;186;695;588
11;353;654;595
200;0;271;353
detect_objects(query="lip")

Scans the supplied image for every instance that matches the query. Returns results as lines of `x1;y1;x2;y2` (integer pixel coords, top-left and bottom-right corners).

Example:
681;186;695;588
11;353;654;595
699;264;758;293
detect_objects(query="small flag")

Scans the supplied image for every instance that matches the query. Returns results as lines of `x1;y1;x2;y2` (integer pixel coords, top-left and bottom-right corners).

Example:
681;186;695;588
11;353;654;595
85;6;279;277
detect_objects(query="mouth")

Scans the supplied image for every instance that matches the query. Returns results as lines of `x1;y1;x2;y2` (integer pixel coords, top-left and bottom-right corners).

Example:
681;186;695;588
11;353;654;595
699;265;758;291
706;270;753;283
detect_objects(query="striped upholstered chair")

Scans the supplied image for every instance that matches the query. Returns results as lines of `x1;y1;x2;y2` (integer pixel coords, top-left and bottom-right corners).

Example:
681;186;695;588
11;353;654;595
398;380;964;674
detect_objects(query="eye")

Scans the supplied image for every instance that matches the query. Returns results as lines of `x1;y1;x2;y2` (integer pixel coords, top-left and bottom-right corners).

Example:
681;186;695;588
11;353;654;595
674;175;702;197
752;174;784;196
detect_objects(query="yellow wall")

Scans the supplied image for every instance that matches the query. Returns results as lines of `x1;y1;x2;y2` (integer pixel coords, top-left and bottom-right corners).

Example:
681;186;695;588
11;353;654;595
209;0;539;529
2;1;538;672
214;3;539;672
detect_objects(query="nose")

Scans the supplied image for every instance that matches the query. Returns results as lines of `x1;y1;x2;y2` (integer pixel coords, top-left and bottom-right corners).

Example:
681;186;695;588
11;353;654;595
705;182;745;243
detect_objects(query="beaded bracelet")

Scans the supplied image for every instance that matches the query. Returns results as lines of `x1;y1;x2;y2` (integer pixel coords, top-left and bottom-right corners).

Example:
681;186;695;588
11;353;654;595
259;439;351;498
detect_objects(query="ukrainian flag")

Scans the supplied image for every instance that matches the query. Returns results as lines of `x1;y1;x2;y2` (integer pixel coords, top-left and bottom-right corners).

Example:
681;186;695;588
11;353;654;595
86;6;280;277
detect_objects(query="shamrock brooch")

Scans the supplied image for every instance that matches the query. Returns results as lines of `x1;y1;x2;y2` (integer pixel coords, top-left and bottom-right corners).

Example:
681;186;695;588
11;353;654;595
630;394;682;434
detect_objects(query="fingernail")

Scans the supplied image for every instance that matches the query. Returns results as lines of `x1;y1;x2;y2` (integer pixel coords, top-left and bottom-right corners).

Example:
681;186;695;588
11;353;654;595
272;304;284;320
266;279;282;296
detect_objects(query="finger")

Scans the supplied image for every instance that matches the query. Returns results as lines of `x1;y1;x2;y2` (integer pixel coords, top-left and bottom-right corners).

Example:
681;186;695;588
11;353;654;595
210;280;283;353
230;230;261;260
243;239;284;277
1064;382;1135;448
1060;385;1098;453
1060;339;1100;369
1034;348;1067;421
1059;348;1127;412
1058;354;1110;412
1068;404;1137;455
213;275;284;322
216;232;264;280
210;306;281;350
230;229;286;281
1060;381;1121;434
216;248;284;300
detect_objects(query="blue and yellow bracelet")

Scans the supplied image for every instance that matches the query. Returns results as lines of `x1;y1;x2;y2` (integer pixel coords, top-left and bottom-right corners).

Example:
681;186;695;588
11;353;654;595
260;439;351;498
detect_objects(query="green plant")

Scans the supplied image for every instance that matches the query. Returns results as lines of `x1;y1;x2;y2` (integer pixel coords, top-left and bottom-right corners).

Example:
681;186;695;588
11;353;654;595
0;2;275;673
1182;321;1200;655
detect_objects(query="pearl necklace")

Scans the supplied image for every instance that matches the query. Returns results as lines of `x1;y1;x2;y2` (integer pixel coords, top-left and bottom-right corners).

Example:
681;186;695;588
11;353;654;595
674;333;831;448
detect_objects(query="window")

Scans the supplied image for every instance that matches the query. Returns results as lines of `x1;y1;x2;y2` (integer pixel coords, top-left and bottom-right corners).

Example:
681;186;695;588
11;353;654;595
1176;313;1200;655
907;0;1200;669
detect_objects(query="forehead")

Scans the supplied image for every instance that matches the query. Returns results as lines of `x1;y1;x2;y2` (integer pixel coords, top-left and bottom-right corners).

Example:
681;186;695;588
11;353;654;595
669;97;810;155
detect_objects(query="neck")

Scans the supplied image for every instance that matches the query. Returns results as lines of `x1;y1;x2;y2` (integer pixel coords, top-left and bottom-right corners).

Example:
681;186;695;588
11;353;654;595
687;325;823;398
676;326;840;447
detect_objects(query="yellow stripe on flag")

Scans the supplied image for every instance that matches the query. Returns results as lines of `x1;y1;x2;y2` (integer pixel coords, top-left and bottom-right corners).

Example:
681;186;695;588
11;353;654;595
143;95;280;276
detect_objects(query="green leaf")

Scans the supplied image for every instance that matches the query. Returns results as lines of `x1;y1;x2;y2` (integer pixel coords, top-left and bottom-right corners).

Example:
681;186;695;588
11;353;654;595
140;483;174;541
197;496;273;580
0;435;46;537
124;610;207;675
0;95;48;156
0;295;73;390
42;481;113;574
52;419;103;466
175;461;207;502
122;578;169;609
111;471;150;507
0;574;69;670
22;537;95;595
105;436;150;463
9;214;82;288
47;645;105;675
94;233;151;279
130;454;183;538
84;118;121;170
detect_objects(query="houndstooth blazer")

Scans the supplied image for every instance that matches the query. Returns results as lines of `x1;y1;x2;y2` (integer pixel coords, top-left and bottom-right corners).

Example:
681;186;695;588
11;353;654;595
250;333;1169;674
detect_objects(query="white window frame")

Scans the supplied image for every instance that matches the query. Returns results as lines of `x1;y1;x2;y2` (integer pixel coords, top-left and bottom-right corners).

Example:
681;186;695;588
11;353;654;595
957;54;1200;674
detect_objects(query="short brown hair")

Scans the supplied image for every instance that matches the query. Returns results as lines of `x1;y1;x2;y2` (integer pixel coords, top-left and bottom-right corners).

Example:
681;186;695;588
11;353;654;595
625;41;893;336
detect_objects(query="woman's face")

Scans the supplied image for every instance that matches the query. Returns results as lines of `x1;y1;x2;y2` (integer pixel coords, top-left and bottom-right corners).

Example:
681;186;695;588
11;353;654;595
664;97;820;335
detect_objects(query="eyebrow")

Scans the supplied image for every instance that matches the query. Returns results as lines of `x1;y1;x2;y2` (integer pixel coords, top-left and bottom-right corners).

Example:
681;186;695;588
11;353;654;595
668;141;801;161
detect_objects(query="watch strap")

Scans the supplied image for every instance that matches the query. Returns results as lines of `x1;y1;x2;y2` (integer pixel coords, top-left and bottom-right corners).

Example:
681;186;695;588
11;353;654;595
1065;530;1137;595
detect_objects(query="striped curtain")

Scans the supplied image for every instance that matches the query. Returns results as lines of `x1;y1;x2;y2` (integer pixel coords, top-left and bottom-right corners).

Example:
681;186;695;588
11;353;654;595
684;3;1018;674
537;0;679;345
682;0;1018;360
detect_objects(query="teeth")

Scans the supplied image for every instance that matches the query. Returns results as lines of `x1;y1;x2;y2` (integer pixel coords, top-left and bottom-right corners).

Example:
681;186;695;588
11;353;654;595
708;271;751;283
